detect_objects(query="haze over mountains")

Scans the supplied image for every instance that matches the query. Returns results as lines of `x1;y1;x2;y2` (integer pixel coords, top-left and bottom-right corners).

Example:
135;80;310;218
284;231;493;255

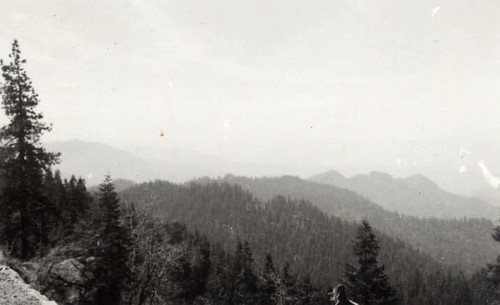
45;139;297;185
42;139;500;272
48;139;500;219
309;170;498;219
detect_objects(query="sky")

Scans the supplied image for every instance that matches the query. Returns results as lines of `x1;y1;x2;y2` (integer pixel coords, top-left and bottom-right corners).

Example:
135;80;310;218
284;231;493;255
1;0;500;188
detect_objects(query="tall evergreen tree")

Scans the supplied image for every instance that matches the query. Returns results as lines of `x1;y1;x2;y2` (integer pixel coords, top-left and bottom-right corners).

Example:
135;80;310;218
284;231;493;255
208;244;232;304
344;220;398;305
190;233;211;298
91;175;131;305
61;175;91;236
281;262;297;304
296;274;315;304
0;40;59;259
40;168;62;248
232;240;258;304
261;252;282;305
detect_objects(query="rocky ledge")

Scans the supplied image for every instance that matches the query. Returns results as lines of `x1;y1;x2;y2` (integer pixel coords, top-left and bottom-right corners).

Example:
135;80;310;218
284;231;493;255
0;264;58;305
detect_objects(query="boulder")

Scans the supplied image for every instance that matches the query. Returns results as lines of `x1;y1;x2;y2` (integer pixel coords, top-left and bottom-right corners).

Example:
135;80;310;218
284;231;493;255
0;264;58;305
49;259;85;285
43;258;95;305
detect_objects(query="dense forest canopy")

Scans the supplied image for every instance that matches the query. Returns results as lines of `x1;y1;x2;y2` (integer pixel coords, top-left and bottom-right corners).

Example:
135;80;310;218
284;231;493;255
209;175;500;273
120;180;492;305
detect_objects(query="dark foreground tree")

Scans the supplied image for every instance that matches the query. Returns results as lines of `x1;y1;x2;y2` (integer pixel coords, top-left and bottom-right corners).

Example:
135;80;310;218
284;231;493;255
0;40;59;259
90;175;131;305
344;220;398;305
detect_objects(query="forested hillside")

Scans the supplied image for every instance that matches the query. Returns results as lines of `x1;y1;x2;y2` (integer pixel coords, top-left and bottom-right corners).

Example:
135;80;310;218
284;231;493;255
121;180;478;305
203;175;500;273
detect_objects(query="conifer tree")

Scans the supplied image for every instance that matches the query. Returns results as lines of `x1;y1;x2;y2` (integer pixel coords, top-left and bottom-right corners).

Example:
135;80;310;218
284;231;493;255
208;244;232;304
344;220;398;305
190;233;211;298
91;175;131;305
232;240;258;304
62;175;91;236
0;40;59;259
281;262;297;304
296;274;314;304
261;252;280;305
264;252;276;279
40;168;61;248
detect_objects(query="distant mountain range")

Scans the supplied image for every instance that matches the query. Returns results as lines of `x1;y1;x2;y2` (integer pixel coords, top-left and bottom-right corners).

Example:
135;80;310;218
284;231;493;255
45;139;229;185
309;170;498;220
46;139;499;221
424;161;500;208
42;139;500;272
45;139;293;185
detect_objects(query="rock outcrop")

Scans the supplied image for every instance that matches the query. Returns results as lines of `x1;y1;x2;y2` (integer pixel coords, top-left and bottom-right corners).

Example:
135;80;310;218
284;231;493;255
43;258;90;305
0;264;58;305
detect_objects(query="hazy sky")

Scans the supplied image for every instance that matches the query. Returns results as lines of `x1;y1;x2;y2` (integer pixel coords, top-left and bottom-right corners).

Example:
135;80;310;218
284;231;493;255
1;0;500;180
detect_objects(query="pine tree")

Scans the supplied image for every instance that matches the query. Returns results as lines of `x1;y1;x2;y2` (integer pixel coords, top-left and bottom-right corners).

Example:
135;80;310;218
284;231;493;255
208;244;232;304
190;233;211;298
52;170;68;240
41;168;62;248
344;219;398;305
62;175;91;236
281;262;297;304
296;274;314;304
61;176;78;233
261;252;280;305
232;240;258;304
91;175;131;305
0;40;59;259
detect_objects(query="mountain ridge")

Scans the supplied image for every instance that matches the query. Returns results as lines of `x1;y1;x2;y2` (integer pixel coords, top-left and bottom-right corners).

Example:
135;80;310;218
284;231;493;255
206;174;499;273
44;139;225;185
309;170;497;219
119;180;475;305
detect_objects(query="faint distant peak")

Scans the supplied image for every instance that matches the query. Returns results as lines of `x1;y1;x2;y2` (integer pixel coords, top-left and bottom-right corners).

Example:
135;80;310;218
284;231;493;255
46;139;143;156
319;170;346;179
47;139;115;150
406;174;438;189
308;170;346;183
347;171;394;184
367;171;393;179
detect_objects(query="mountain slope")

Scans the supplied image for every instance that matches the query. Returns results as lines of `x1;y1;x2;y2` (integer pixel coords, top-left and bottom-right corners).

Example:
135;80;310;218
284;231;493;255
45;140;225;184
201;175;500;273
309;170;497;219
45;140;158;184
45;139;291;185
120;180;473;305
